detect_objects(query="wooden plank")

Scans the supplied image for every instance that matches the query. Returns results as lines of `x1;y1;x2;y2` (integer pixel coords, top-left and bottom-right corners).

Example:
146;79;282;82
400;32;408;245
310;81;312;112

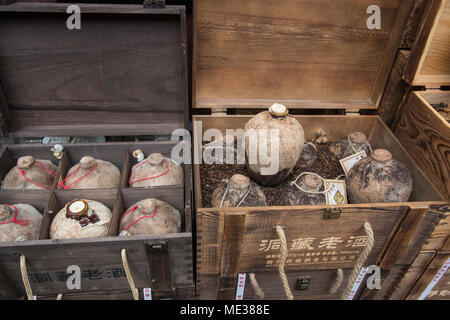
404;0;450;86
377;50;410;128
146;241;173;293
197;206;407;276
194;0;410;110
378;206;428;270
389;251;436;299
400;0;427;49
370;0;414;106
217;212;246;299
394;91;450;200
407;252;450;299
0;3;187;137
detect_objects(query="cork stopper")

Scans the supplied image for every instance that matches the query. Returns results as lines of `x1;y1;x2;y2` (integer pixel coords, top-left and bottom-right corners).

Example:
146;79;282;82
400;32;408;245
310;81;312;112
303;174;322;189
17;156;35;170
137;199;156;214
147;153;165;166
230;174;250;190
0;205;13;220
66;200;89;220
371;149;392;163
80;156;97;170
269;103;289;117
349;132;367;144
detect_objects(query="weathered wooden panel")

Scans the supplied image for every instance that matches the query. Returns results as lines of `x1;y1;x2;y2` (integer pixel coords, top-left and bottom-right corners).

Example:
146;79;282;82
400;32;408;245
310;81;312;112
407;252;450;299
194;0;413;109
395;92;450;200
404;0;450;86
0;3;188;137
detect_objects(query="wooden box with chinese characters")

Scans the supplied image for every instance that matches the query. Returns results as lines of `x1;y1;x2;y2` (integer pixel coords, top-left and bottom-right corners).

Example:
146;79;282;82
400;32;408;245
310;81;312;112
0;2;193;300
192;0;449;300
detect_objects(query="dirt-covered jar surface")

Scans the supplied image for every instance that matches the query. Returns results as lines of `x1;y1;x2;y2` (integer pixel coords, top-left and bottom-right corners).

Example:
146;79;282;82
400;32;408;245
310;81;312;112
347;149;413;203
129;153;183;188
2;156;57;190
119;198;181;236
0;204;43;242
329;132;372;159
244;103;305;186
60;156;120;189
50;199;112;239
211;174;267;208
283;173;327;206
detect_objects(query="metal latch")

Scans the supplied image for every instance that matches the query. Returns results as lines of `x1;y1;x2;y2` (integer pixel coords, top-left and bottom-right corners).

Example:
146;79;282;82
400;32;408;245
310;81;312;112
143;0;165;8
323;208;342;220
294;277;311;291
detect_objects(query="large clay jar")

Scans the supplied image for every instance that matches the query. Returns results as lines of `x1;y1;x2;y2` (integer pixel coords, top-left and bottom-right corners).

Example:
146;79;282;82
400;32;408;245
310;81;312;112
244;104;305;186
129;153;183;188
0;204;43;242
50;199;112;239
119;198;181;236
347;149;413;203
284;173;326;206
2;156;57;190
329;132;372;159
60;156;120;189
211;174;267;208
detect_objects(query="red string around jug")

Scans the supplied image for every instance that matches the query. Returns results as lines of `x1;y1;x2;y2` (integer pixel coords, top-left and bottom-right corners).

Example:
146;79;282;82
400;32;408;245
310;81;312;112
120;205;158;231
0;204;29;226
58;163;98;189
128;159;170;186
19;160;55;190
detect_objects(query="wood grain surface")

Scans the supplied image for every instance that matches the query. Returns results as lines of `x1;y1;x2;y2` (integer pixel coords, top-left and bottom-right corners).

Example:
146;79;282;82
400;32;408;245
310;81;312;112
194;0;412;109
404;0;450;86
395;92;450;200
0;3;188;137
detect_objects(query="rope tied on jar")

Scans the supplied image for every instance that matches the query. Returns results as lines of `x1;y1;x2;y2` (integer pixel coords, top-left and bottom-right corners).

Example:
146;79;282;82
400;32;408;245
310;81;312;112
219;175;253;208
129;154;170;186
291;172;331;195
18;158;55;190
347;133;373;155
329;269;344;294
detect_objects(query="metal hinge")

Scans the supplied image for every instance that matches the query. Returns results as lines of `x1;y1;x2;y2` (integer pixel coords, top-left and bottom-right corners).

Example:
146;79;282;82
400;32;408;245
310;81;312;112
211;108;228;116
323;208;342;220
143;0;165;8
294;277;311;291
345;109;361;116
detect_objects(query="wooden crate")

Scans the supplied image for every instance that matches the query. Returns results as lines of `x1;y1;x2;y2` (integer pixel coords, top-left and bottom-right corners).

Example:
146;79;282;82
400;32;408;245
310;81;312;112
192;0;449;300
366;0;450;299
0;2;193;300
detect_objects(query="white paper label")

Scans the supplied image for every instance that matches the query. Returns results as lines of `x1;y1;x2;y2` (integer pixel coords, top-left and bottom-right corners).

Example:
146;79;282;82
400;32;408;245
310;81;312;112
324;179;347;205
340;151;367;175
418;257;450;300
235;273;246;300
346;267;368;300
143;288;152;300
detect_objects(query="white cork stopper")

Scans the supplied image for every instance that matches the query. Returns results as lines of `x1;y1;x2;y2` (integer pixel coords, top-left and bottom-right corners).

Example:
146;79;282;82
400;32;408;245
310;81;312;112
269;103;288;117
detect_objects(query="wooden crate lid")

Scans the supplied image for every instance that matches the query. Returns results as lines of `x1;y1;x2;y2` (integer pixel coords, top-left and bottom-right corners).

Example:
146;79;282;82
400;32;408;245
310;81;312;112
193;0;412;110
0;2;188;137
404;0;450;87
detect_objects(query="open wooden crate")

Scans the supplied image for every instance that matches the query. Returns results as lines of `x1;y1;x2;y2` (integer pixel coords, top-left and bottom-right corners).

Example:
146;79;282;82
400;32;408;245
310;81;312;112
192;0;449;300
0;2;193;300
366;0;450;300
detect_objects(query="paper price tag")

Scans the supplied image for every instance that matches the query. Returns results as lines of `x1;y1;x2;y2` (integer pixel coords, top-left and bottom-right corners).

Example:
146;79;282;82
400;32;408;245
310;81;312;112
324;179;347;205
340;151;367;176
143;288;152;300
235;273;246;300
346;267;368;300
418;257;450;300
